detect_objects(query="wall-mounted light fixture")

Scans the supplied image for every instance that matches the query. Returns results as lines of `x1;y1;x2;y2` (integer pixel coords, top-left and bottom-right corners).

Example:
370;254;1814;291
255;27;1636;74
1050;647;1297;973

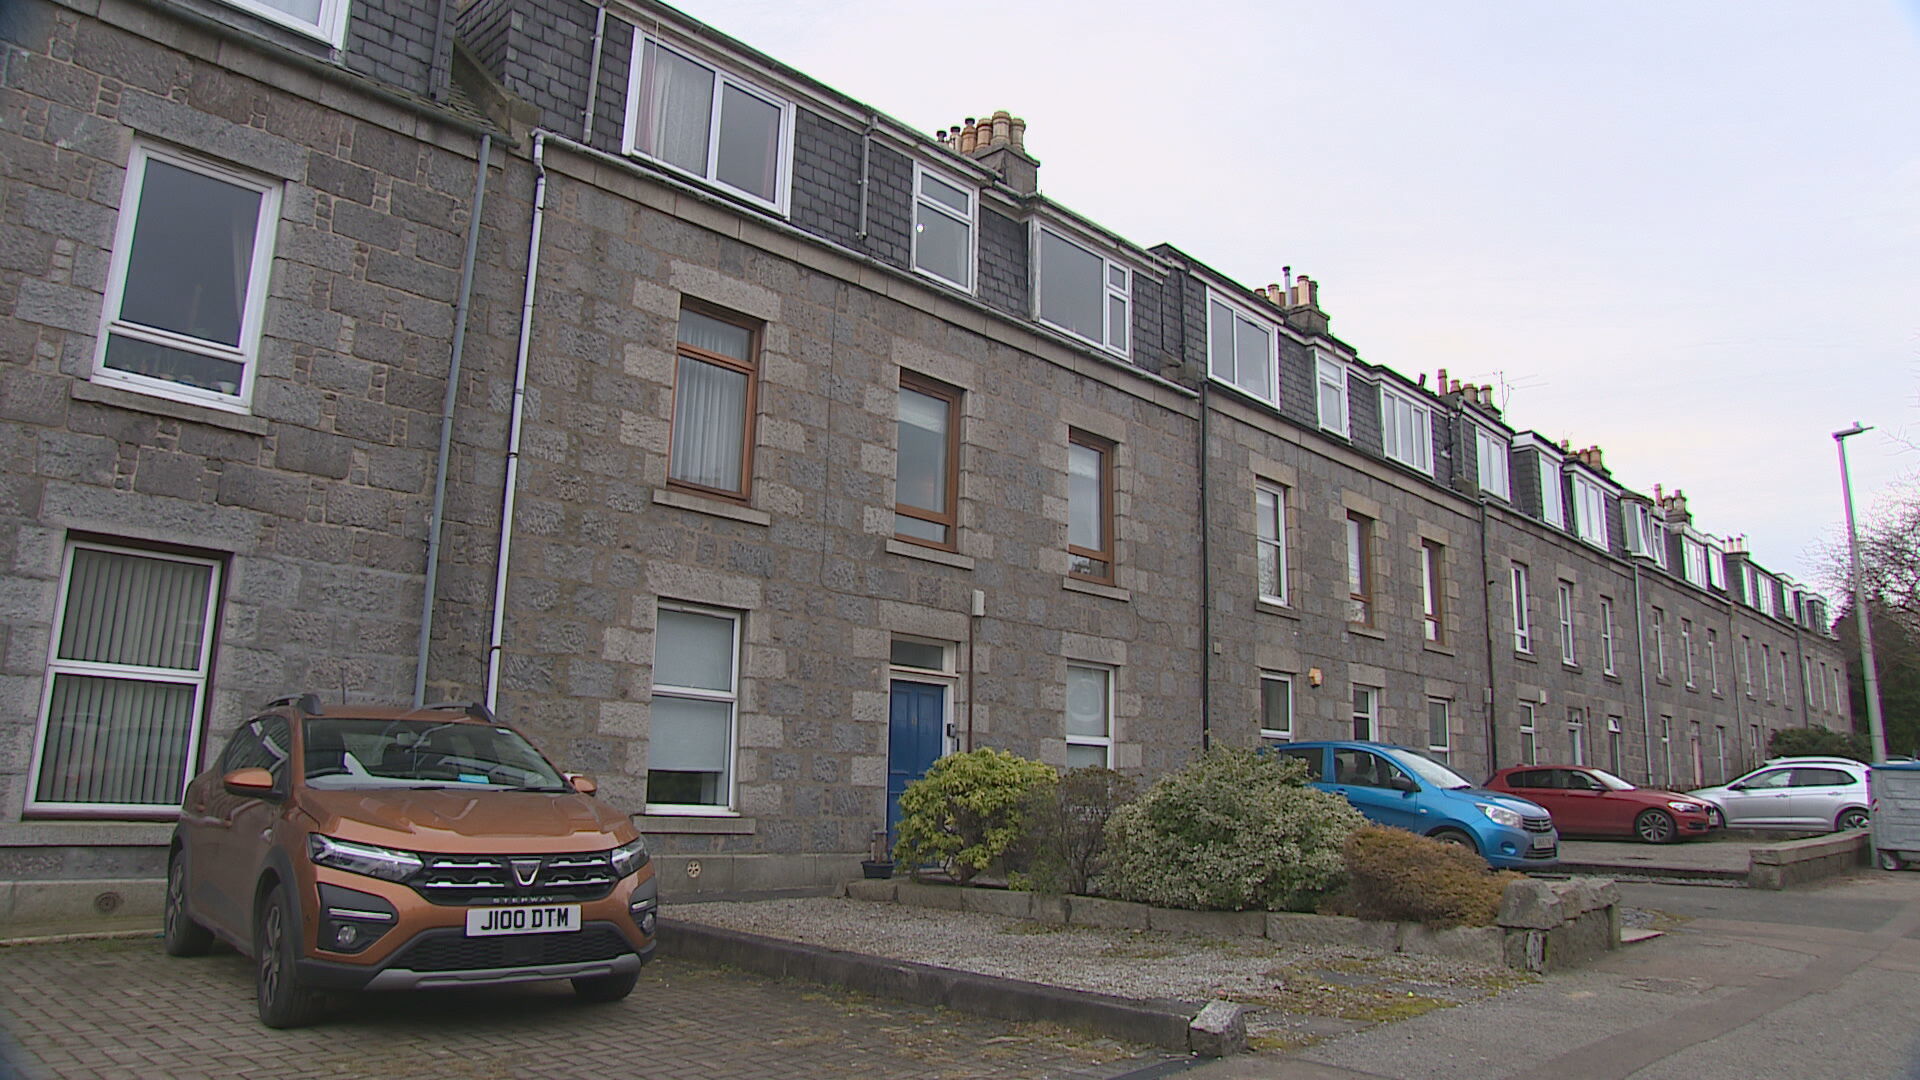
1308;667;1323;687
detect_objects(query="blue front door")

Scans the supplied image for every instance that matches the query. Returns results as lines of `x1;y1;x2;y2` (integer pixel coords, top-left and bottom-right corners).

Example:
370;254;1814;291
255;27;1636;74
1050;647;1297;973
887;680;947;842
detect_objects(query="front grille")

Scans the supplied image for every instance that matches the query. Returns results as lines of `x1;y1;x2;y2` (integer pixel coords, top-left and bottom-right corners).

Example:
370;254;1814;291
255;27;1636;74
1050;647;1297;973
411;851;617;905
1523;816;1554;833
1522;815;1557;859
391;925;632;972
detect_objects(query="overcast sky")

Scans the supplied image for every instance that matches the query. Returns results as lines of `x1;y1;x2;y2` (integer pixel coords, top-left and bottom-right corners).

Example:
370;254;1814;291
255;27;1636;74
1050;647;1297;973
675;0;1919;594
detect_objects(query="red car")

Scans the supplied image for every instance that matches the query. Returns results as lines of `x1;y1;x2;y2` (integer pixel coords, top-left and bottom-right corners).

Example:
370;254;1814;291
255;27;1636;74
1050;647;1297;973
1484;765;1718;844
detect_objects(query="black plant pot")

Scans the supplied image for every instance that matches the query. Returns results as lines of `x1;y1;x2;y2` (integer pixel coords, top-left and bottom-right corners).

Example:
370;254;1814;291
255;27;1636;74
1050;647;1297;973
861;859;895;880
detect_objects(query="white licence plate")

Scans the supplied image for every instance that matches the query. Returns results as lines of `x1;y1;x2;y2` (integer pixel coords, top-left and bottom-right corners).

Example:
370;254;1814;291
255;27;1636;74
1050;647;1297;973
1531;830;1558;850
465;904;582;937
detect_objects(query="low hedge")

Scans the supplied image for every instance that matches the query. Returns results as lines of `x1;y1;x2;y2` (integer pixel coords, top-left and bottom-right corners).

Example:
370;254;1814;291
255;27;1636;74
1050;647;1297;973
1329;825;1521;928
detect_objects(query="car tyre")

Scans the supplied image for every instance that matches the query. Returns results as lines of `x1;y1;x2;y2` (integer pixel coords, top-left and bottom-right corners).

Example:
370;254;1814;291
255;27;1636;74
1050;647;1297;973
1429;828;1479;854
571;971;639;1004
1879;850;1906;872
255;885;323;1028
162;851;214;957
1633;809;1678;845
1836;808;1871;832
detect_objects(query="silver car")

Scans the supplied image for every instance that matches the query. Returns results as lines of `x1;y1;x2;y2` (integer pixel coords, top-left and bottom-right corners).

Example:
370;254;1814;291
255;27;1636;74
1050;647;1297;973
1690;757;1871;832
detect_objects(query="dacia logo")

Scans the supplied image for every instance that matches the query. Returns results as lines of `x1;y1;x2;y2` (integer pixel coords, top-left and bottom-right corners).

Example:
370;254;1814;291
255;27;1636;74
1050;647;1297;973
510;858;542;887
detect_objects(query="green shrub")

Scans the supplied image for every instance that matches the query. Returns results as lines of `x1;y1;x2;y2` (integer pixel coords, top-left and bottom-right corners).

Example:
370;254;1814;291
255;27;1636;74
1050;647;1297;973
1333;825;1521;928
1018;767;1137;896
893;748;1056;884
1102;747;1365;911
1767;725;1869;762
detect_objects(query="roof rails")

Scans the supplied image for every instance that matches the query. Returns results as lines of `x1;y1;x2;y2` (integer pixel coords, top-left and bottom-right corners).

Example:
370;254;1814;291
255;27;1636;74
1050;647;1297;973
424;701;497;724
265;693;325;716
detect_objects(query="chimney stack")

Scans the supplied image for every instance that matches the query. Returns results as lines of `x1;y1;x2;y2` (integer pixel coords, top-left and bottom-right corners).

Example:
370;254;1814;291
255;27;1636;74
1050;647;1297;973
1280;274;1329;337
960;108;1039;195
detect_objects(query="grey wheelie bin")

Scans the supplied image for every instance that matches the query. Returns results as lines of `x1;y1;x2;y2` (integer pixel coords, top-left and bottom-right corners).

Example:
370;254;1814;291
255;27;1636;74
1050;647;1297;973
1870;761;1920;870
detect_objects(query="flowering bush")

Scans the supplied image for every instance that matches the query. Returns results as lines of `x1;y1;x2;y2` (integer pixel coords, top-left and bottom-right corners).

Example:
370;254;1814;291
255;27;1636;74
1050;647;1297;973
892;748;1056;884
1103;747;1364;911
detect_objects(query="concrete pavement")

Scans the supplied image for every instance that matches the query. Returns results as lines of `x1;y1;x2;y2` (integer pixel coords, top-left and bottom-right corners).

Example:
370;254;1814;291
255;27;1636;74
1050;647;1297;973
1185;870;1920;1080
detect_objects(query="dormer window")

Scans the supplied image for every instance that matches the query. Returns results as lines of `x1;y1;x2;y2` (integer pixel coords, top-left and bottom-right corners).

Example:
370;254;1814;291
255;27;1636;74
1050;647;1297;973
1571;475;1607;548
624;35;793;213
1206;292;1276;403
1472;425;1510;500
1536;451;1566;530
1624;503;1670;569
1379;386;1432;473
1316;352;1350;437
1034;226;1129;356
912;164;975;291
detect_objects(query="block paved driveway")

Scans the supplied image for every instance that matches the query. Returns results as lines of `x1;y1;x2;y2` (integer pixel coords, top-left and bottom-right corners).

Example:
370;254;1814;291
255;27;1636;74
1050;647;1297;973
0;937;1171;1080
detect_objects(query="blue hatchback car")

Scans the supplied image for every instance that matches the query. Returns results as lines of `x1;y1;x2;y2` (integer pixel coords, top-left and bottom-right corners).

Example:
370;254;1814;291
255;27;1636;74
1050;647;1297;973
1271;741;1558;869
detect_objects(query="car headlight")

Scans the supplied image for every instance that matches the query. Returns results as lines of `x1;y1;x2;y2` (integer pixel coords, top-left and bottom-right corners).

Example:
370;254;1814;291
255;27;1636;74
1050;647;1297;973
1668;801;1703;813
610;835;650;879
1477;803;1524;829
308;834;424;882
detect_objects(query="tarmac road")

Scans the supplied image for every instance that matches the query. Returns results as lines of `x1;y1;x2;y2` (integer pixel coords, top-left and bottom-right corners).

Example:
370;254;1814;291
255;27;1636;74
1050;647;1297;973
1188;869;1920;1080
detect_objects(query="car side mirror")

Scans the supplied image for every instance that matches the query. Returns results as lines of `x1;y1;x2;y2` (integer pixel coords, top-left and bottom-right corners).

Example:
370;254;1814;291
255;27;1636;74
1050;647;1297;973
222;767;279;798
1728;782;1746;791
567;773;598;796
1390;774;1417;793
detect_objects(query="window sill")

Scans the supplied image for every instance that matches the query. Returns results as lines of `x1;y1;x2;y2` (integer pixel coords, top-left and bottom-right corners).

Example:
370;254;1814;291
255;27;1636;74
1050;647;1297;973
2;820;178;846
1347;624;1386;642
1513;649;1538;664
1422;641;1456;657
635;814;757;835
1562;661;1581;671
1257;599;1300;621
1602;671;1623;683
653;488;770;526
886;538;974;570
1063;577;1129;602
71;380;269;435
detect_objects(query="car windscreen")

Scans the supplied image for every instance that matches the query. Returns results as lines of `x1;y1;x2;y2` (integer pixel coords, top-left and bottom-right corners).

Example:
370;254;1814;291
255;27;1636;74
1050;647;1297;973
302;717;569;791
1588;768;1636;791
1392;747;1474;790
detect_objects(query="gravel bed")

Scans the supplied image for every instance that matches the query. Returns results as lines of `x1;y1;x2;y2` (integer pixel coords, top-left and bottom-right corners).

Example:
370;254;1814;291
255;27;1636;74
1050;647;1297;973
668;896;1518;1021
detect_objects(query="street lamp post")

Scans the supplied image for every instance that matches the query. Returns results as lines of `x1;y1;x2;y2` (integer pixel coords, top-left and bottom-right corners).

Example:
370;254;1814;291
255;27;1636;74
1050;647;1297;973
1834;422;1888;762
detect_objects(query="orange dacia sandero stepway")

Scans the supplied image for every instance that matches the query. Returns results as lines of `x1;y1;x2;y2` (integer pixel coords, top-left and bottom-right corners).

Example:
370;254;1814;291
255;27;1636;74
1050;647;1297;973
164;695;657;1027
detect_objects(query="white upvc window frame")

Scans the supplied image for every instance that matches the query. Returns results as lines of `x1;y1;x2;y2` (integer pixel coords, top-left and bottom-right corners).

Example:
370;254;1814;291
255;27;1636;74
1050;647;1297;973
1570;475;1608;548
1761;645;1773;701
1351;685;1379;742
1708;629;1721;693
1652;607;1667;677
1518;702;1538;765
1567;708;1586;766
1557;581;1577;666
1315;351;1351;437
1260;673;1294;741
1473;424;1511;501
1706;541;1727;590
910;162;976;292
1683;619;1697;687
1599;596;1618;675
1065;662;1114;768
1683;536;1709;587
218;0;350;47
1205;290;1278;404
1427;697;1452;764
1511;562;1532;653
1803;656;1814;706
93;143;282;413
1255;482;1288;606
1538;454;1565;530
622;33;796;215
1033;223;1131;357
27;541;222;816
1378;385;1433;473
646;601;743;816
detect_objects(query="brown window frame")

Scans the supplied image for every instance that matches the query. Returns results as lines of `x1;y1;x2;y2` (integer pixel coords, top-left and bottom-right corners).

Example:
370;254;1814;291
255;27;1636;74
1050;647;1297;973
1066;430;1115;584
667;301;760;502
894;371;961;551
1346;511;1374;627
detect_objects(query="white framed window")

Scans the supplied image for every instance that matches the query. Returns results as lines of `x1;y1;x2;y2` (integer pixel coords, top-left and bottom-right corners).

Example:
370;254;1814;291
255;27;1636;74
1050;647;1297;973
94;144;281;411
1066;663;1114;768
647;603;741;813
1035;225;1129;356
1567;708;1586;766
1652;607;1667;677
1706;542;1727;590
1571;475;1608;548
1600;596;1617;675
1624;503;1668;569
1803;657;1814;706
1255;483;1288;605
217;0;350;46
1661;716;1674;787
1607;716;1624;775
1206;292;1276;403
1473;425;1511;501
1351;685;1378;741
28;543;222;815
1518;702;1538;765
1683;536;1709;587
1420;540;1444;643
1753;570;1777;618
1741;636;1754;694
1315;353;1350;437
1539;455;1565;529
624;35;794;213
911;163;975;291
1683;619;1696;687
1708;629;1721;693
1761;645;1772;701
1831;666;1842;710
1427;698;1451;764
1557;581;1577;665
1260;674;1293;741
1510;562;1532;653
1379;387;1433;473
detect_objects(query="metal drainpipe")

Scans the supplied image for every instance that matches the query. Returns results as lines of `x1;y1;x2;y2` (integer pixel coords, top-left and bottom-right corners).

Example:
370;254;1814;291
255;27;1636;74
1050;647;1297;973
580;3;608;143
414;134;492;706
485;132;549;711
1477;495;1500;768
855;116;875;242
1726;595;1747;767
1196;372;1211;751
1631;562;1655;785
